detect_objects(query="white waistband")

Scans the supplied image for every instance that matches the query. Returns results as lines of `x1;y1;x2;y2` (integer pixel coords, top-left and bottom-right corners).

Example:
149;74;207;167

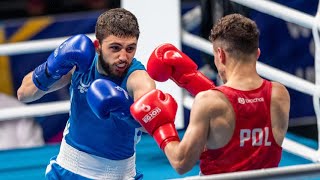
56;139;136;180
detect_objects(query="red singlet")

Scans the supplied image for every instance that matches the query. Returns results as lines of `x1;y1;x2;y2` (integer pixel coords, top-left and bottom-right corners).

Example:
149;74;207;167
200;80;282;175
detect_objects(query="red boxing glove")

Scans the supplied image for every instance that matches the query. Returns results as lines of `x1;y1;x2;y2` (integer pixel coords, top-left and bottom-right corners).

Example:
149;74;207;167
147;43;215;96
130;89;180;150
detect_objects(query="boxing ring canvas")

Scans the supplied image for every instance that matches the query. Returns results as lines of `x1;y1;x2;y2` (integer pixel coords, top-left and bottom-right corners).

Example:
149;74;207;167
0;0;320;179
0;131;316;180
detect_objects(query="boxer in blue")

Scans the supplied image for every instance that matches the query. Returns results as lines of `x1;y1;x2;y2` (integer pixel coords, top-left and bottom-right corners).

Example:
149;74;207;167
17;8;156;179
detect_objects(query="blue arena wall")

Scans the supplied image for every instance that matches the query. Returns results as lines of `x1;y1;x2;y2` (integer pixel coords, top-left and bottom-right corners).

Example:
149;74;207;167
2;11;101;142
1;1;318;141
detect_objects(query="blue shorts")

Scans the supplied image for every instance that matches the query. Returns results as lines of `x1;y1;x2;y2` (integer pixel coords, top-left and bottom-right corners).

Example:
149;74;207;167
45;156;143;180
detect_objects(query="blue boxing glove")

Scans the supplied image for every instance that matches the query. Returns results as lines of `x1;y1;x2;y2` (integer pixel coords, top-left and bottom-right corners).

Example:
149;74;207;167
86;79;141;128
33;34;95;91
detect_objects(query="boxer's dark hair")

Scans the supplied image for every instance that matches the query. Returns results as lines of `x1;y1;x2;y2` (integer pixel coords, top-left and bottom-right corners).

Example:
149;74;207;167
210;13;259;58
95;8;140;43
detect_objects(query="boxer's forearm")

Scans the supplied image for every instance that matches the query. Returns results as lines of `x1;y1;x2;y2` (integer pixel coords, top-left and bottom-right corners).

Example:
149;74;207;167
164;141;198;175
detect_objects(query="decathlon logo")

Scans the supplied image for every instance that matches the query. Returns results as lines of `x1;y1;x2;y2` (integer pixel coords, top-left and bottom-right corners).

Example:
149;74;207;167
238;97;264;104
162;49;183;59
78;78;91;93
54;42;67;58
170;51;183;58
238;97;245;104
54;48;58;57
115;86;129;100
142;105;161;123
141;104;151;112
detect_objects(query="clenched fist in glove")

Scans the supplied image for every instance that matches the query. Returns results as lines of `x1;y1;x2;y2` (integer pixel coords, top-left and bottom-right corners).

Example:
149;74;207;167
130;89;180;150
147;43;215;96
33;34;95;91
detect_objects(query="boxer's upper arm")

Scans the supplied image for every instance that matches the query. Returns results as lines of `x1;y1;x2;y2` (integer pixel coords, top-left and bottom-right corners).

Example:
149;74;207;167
165;90;225;174
271;82;290;146
182;90;213;152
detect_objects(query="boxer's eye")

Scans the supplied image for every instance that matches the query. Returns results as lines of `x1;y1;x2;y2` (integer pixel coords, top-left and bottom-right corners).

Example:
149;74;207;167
110;46;121;52
126;46;136;53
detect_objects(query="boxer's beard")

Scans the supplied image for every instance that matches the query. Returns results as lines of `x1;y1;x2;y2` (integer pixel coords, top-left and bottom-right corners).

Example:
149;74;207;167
98;54;127;79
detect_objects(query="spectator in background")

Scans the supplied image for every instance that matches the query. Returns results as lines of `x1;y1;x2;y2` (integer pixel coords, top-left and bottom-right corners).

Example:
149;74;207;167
26;0;47;16
0;93;44;150
80;0;120;11
82;0;108;10
199;0;250;84
36;113;69;144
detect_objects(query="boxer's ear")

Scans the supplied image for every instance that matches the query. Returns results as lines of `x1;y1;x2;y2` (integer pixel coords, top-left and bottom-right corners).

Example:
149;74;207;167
256;48;261;60
217;47;226;65
93;40;100;53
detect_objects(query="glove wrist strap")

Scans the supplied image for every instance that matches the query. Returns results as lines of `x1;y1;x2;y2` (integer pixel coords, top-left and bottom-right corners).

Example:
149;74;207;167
32;62;61;91
153;123;180;150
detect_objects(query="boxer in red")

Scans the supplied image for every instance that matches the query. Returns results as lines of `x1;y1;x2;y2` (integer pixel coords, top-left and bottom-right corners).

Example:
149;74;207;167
131;13;290;175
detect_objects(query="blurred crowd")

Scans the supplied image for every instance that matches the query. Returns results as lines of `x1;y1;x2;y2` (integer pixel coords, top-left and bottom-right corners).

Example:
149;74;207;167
0;0;120;20
0;0;250;150
0;0;120;150
0;0;317;150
